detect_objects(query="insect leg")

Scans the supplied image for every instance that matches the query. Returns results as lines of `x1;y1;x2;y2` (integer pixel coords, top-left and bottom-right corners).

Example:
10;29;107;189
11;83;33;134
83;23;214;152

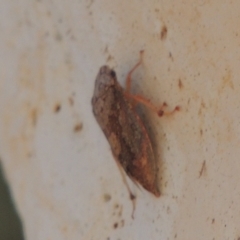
113;155;136;219
126;50;144;93
126;93;180;117
125;50;180;116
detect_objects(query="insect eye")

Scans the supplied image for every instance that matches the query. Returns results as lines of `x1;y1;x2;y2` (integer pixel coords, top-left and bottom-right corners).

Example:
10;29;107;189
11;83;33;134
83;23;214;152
110;70;116;79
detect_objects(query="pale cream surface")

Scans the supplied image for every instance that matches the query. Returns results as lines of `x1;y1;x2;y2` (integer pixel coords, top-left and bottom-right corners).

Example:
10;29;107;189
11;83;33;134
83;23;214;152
0;1;240;239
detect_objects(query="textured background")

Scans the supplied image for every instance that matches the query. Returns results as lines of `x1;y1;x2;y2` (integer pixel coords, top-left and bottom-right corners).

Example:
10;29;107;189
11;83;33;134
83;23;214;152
1;0;240;239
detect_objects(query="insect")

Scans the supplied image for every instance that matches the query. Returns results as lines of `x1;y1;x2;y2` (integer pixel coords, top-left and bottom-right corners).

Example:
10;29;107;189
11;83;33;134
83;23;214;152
92;51;179;201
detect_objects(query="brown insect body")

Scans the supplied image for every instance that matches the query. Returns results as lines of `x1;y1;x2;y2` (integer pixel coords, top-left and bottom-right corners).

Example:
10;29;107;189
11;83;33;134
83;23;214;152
92;66;160;197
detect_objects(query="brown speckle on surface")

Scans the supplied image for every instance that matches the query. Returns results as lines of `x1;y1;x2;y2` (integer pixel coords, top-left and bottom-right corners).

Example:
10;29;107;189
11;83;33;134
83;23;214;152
61;226;68;234
74;123;83;132
104;45;109;54
68;97;74;106
201;101;206;108
103;193;111;202
199;160;206;178
112;203;123;217
160;25;167;40
212;218;215;224
30;108;38;126
54;103;61;113
120;219;124;227
27;151;33;158
55;31;62;41
169;52;174;61
113;222;118;229
118;205;123;217
178;79;183;89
